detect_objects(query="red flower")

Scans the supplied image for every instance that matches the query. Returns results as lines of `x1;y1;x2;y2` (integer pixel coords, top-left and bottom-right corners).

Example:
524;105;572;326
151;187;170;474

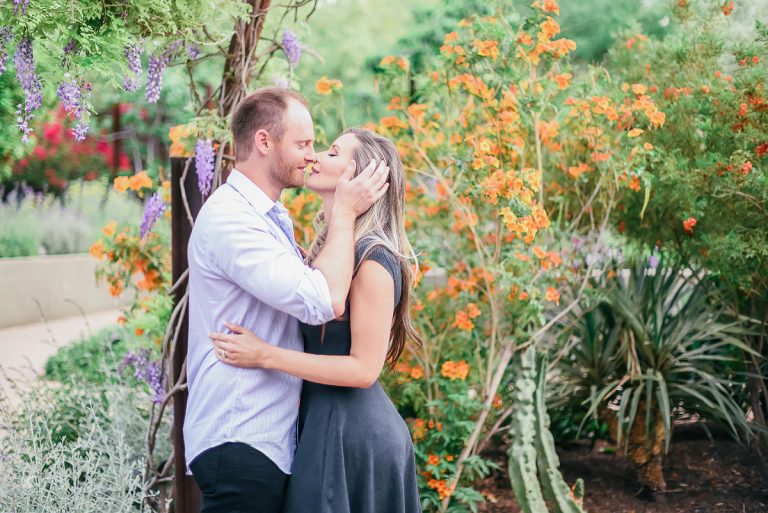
755;142;768;158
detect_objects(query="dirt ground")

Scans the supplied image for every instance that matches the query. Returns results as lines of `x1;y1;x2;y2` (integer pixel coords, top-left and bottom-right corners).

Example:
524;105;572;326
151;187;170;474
476;425;768;513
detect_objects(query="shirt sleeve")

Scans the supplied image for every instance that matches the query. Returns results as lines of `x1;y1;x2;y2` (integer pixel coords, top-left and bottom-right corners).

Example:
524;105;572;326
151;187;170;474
209;209;335;325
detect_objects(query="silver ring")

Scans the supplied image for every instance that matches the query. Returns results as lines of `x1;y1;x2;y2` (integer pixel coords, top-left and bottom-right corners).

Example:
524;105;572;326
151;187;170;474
220;350;227;359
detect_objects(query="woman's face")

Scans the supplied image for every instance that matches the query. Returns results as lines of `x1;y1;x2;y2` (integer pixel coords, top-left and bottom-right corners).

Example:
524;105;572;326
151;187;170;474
305;133;360;195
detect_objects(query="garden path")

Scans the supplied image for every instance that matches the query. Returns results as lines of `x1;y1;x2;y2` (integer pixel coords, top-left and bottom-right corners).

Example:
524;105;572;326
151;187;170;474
0;309;120;405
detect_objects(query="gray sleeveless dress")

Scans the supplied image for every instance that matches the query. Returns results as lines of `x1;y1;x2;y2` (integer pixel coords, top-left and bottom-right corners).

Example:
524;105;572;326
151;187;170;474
282;245;422;513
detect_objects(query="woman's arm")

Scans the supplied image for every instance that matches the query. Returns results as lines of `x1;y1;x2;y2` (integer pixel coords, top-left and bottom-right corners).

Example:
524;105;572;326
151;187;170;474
210;258;394;388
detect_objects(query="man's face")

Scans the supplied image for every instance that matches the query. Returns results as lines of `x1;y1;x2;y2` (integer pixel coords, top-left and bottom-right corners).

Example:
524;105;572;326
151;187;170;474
270;99;316;189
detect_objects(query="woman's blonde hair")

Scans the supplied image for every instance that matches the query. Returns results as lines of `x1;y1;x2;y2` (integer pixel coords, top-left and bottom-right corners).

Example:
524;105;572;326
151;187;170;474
306;127;423;367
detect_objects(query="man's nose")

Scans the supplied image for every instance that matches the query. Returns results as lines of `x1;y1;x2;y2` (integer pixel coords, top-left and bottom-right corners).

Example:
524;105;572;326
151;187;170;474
304;148;318;163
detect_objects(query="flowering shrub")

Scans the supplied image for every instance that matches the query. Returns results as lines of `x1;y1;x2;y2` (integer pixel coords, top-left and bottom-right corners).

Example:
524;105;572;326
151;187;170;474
352;0;667;509
3;108;130;194
603;4;768;298
89;171;170;301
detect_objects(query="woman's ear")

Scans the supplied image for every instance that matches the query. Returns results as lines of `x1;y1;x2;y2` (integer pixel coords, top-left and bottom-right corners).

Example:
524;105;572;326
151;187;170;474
253;129;271;156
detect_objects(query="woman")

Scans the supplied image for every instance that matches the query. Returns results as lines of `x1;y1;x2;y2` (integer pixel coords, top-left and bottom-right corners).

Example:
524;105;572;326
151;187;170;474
209;127;423;513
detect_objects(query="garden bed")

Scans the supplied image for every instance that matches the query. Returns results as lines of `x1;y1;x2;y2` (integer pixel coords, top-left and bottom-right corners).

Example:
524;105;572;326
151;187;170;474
477;425;768;513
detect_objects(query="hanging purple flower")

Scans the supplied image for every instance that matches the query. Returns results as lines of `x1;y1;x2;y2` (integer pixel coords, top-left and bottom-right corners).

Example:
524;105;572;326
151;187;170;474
60;38;78;68
186;45;200;60
0;27;13;75
649;254;660;269
56;76;91;141
140;191;167;239
123;43;143;92
145;53;166;102
146;361;166;404
14;37;43;142
282;30;301;68
13;0;30;15
125;43;143;75
72;120;89;141
120;350;166;404
144;41;182;102
195;138;215;196
63;39;77;55
56;79;80;111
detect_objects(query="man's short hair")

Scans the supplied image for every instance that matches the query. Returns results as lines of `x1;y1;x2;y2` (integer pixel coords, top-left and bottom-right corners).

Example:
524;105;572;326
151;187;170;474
231;87;309;161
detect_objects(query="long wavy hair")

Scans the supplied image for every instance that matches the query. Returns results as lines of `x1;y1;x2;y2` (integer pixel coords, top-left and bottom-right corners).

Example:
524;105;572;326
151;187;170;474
305;127;423;367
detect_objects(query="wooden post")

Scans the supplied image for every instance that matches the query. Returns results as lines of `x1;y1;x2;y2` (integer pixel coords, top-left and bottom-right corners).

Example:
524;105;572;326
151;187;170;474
171;157;203;513
112;103;122;174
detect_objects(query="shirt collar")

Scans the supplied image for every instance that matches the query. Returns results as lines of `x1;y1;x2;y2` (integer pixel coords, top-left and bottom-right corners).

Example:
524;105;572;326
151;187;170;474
227;169;281;216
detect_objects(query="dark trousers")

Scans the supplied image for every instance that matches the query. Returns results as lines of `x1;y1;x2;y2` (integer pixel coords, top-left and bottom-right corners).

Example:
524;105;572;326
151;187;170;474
189;442;289;513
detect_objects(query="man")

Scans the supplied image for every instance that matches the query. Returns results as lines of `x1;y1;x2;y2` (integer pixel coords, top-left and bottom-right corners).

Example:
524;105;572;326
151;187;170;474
184;87;389;513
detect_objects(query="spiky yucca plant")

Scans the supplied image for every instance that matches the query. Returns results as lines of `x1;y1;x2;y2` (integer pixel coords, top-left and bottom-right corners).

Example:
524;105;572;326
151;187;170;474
553;257;755;492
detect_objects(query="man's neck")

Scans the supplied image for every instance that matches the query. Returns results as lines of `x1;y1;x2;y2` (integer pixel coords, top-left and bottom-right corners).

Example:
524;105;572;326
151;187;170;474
235;161;282;202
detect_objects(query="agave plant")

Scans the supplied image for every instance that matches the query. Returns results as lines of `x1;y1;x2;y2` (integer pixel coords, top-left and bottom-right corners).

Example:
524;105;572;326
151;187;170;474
552;257;756;493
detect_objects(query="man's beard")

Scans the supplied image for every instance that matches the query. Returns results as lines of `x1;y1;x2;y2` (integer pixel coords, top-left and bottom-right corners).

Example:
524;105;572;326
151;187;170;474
272;146;302;188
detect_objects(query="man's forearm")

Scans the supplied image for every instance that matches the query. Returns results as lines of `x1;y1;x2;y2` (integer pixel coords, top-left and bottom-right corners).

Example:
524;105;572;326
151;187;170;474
311;209;355;317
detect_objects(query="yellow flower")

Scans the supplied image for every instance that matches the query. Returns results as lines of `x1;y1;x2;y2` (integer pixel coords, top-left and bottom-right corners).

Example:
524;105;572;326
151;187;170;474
628;128;644;138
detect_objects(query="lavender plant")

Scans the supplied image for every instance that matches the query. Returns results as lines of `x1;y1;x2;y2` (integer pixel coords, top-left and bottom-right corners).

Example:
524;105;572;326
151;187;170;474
0;380;156;512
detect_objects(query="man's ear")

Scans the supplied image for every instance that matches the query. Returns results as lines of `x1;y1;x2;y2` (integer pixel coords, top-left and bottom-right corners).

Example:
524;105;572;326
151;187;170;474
253;129;271;156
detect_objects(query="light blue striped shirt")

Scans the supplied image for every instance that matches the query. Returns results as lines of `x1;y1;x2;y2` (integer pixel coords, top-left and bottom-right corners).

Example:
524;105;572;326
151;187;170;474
184;170;336;474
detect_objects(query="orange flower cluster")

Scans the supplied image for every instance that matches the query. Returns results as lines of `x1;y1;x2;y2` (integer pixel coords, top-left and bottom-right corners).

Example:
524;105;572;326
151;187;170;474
554;72;572;90
315;76;343;95
532;0;560;15
380;115;409;131
114;170;153;193
472;40;500;61
393;361;425;380
453;302;481;331
441;360;470;380
427;478;456;500
545;286;560;305
722;1;734;16
410;418;442;441
169;124;196;158
516;14;577;66
625;33;648;50
533;246;562;270
380;55;409;70
683;217;697;234
500;203;550;244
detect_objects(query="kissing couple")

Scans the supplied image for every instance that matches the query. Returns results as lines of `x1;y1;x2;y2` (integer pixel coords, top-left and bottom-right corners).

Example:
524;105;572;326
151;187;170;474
184;86;424;513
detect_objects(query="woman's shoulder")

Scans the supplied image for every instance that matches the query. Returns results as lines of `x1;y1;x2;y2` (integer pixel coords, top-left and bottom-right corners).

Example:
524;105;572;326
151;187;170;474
355;242;400;274
354;241;402;305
